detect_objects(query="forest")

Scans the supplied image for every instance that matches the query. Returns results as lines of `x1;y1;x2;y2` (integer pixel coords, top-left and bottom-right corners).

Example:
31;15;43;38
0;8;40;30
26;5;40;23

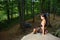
0;0;60;40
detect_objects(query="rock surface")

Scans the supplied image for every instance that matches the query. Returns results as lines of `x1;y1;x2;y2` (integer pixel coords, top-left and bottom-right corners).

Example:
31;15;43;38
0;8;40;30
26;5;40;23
21;33;60;40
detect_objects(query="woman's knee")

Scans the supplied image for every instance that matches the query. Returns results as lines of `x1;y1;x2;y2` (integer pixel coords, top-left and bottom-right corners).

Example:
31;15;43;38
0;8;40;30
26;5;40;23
33;28;36;31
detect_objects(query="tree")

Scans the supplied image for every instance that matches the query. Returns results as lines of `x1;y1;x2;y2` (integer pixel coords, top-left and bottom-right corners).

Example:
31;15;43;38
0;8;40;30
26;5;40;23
53;0;57;20
10;0;14;19
41;0;45;13
17;0;25;32
25;1;29;15
5;0;10;21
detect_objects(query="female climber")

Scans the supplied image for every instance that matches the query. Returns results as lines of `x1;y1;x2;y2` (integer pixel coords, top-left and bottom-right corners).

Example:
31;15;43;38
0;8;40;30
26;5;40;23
33;14;48;35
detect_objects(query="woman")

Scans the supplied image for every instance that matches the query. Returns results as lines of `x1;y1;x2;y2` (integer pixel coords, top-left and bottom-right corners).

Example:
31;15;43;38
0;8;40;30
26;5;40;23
33;14;48;35
40;14;48;35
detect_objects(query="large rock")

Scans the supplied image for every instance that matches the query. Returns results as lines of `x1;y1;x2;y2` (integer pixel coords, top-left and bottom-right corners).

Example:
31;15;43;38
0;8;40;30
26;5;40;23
21;33;60;40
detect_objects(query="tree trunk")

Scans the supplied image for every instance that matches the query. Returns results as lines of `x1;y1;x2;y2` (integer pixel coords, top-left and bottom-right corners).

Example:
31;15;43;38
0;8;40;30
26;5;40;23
11;1;14;19
17;0;25;33
47;0;52;27
41;0;45;13
53;1;57;20
25;2;28;15
5;0;10;21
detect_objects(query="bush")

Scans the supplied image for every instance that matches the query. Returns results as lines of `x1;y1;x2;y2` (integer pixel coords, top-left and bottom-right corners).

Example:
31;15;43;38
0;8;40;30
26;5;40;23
54;29;60;38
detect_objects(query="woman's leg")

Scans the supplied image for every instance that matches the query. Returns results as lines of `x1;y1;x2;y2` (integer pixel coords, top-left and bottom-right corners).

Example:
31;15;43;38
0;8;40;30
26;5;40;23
33;28;37;34
41;27;44;35
44;29;48;34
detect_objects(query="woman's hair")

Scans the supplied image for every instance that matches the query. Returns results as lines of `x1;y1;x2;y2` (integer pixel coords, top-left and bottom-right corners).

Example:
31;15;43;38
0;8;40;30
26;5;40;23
41;14;47;20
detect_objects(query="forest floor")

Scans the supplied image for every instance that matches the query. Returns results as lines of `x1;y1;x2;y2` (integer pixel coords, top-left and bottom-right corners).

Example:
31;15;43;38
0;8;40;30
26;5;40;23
0;14;60;40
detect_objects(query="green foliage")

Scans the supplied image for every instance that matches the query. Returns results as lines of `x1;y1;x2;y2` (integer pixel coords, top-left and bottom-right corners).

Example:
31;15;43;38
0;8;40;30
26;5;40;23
0;0;60;31
54;29;60;37
0;0;60;21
